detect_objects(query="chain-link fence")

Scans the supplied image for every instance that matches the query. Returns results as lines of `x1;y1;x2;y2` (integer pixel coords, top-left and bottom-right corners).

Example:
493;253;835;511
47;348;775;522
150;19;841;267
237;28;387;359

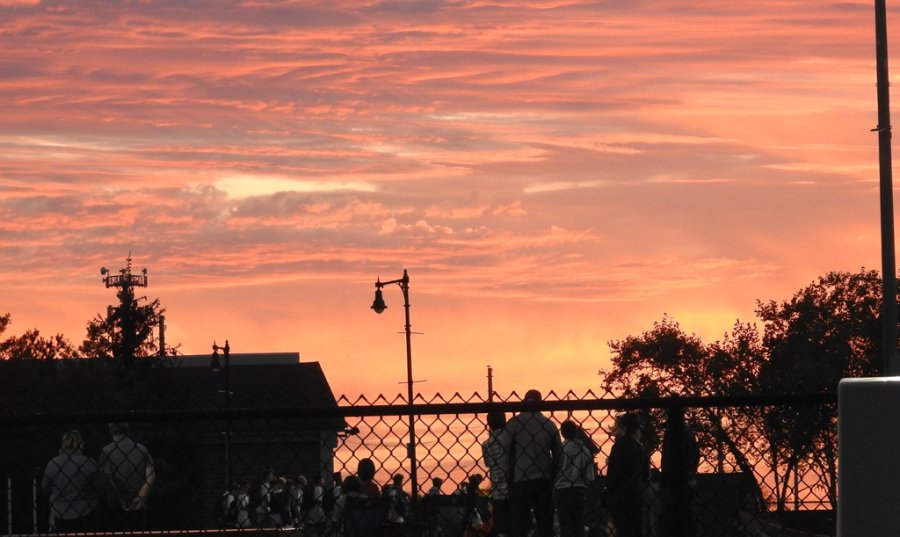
1;390;836;536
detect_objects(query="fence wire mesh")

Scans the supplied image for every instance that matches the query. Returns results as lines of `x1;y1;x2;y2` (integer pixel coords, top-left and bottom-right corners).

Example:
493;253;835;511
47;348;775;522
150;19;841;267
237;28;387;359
1;390;836;537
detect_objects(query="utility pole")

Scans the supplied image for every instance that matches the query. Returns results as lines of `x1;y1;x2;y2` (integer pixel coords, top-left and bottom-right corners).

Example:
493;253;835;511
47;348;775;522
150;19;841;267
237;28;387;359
158;315;166;358
487;365;494;402
875;0;899;375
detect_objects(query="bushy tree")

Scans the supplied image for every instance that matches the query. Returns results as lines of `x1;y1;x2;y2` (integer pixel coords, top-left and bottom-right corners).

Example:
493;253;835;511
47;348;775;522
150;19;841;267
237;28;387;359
752;269;885;509
0;313;78;361
601;268;896;511
604;315;706;398
78;297;164;363
602;317;764;490
756;269;883;390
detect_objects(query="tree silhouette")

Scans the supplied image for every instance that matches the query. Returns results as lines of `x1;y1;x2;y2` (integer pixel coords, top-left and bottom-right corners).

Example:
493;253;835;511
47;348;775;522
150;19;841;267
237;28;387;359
754;269;886;509
602;316;764;502
601;268;896;511
79;296;165;364
0;313;77;361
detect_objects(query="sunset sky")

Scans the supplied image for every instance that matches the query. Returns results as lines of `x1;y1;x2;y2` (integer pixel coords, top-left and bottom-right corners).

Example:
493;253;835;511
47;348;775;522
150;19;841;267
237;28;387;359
1;0;897;398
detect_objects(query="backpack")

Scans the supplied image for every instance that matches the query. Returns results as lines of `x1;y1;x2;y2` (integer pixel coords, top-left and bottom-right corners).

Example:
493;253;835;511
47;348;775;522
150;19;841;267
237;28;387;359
387;487;409;521
217;491;240;526
300;482;316;513
269;488;291;519
322;484;336;514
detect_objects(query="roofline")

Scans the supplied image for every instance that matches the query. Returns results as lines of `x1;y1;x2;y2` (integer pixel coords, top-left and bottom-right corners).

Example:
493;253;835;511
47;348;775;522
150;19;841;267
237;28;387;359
174;352;301;367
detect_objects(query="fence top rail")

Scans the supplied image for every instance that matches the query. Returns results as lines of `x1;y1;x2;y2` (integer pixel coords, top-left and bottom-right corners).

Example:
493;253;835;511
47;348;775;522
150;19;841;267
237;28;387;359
0;391;836;427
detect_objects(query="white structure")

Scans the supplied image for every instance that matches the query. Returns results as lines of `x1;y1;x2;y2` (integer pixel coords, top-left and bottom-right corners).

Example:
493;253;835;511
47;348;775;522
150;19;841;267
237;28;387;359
838;377;900;536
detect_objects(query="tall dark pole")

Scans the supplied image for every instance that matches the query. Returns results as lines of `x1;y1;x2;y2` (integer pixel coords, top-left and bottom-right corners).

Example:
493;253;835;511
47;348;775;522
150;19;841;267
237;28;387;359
211;340;232;489
399;273;418;505
158;315;166;359
372;269;419;505
875;0;899;375
487;365;494;402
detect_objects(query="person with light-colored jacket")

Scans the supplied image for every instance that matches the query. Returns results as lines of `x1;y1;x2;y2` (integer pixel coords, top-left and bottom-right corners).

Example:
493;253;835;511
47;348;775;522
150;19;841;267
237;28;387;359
554;420;595;537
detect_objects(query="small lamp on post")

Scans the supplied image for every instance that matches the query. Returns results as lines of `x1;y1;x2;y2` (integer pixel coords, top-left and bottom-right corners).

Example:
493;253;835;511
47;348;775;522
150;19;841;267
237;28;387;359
210;340;231;489
371;269;419;505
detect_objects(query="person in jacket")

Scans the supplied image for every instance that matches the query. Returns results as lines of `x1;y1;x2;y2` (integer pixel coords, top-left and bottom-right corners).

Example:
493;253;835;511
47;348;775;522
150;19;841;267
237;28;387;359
503;389;561;537
42;430;100;533
99;422;155;531
554;420;595;537
607;412;649;537
482;411;510;537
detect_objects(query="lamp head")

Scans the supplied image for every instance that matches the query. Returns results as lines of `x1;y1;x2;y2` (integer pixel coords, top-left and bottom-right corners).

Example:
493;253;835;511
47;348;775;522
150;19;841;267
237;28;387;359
371;288;387;314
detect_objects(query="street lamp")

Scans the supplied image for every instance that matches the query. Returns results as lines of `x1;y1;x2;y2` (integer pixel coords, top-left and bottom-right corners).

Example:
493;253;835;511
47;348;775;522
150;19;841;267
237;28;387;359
371;269;419;503
210;340;231;489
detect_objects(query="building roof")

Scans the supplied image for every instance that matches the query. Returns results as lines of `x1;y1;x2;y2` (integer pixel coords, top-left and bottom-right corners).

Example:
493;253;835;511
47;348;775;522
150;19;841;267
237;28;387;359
0;354;341;427
172;357;339;409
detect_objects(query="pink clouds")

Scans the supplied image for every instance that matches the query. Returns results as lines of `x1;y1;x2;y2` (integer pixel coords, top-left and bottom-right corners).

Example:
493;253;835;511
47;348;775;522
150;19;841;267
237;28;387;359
0;0;894;395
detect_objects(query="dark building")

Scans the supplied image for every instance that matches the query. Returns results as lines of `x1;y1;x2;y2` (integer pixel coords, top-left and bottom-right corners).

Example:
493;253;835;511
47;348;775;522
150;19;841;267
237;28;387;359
175;354;345;490
0;353;344;532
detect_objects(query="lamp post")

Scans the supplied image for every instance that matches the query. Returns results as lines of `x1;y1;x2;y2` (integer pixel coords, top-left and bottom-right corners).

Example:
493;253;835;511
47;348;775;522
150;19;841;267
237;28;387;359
371;269;419;504
210;340;231;489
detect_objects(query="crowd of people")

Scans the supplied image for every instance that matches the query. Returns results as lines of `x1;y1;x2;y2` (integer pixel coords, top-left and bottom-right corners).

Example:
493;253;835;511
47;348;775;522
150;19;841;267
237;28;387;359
218;468;333;530
41;394;697;537
218;459;414;535
480;389;698;537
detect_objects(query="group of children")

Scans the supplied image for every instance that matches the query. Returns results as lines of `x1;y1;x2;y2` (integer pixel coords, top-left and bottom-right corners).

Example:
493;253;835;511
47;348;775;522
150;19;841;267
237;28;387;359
218;469;334;529
218;461;411;533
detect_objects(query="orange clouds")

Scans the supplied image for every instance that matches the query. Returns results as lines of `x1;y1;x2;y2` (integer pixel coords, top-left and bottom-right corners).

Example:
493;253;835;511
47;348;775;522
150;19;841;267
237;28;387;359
0;0;893;397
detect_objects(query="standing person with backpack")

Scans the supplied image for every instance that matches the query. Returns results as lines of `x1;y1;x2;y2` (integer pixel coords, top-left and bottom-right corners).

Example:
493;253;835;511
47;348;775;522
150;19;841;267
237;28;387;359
304;475;327;530
219;481;250;528
235;481;251;528
482;411;511;537
252;469;276;527
384;473;410;523
268;477;292;527
554;420;595;537
290;475;307;526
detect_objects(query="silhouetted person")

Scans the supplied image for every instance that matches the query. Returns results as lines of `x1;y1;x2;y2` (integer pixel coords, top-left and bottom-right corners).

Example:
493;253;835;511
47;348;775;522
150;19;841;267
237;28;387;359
426;477;444;496
607;412;648;537
356;458;380;497
482;410;511;537
253;468;276;526
554;420;595;537
42;430;100;533
100;422;155;531
503;389;561;537
330;475;364;528
384;473;409;523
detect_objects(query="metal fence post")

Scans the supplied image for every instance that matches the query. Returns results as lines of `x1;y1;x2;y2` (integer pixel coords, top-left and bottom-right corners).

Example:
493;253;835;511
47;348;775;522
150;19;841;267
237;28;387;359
6;475;11;537
664;403;688;537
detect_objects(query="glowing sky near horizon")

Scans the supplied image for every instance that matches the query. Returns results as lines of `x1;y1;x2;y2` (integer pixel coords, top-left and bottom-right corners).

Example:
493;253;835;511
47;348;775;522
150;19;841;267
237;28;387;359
0;0;896;397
